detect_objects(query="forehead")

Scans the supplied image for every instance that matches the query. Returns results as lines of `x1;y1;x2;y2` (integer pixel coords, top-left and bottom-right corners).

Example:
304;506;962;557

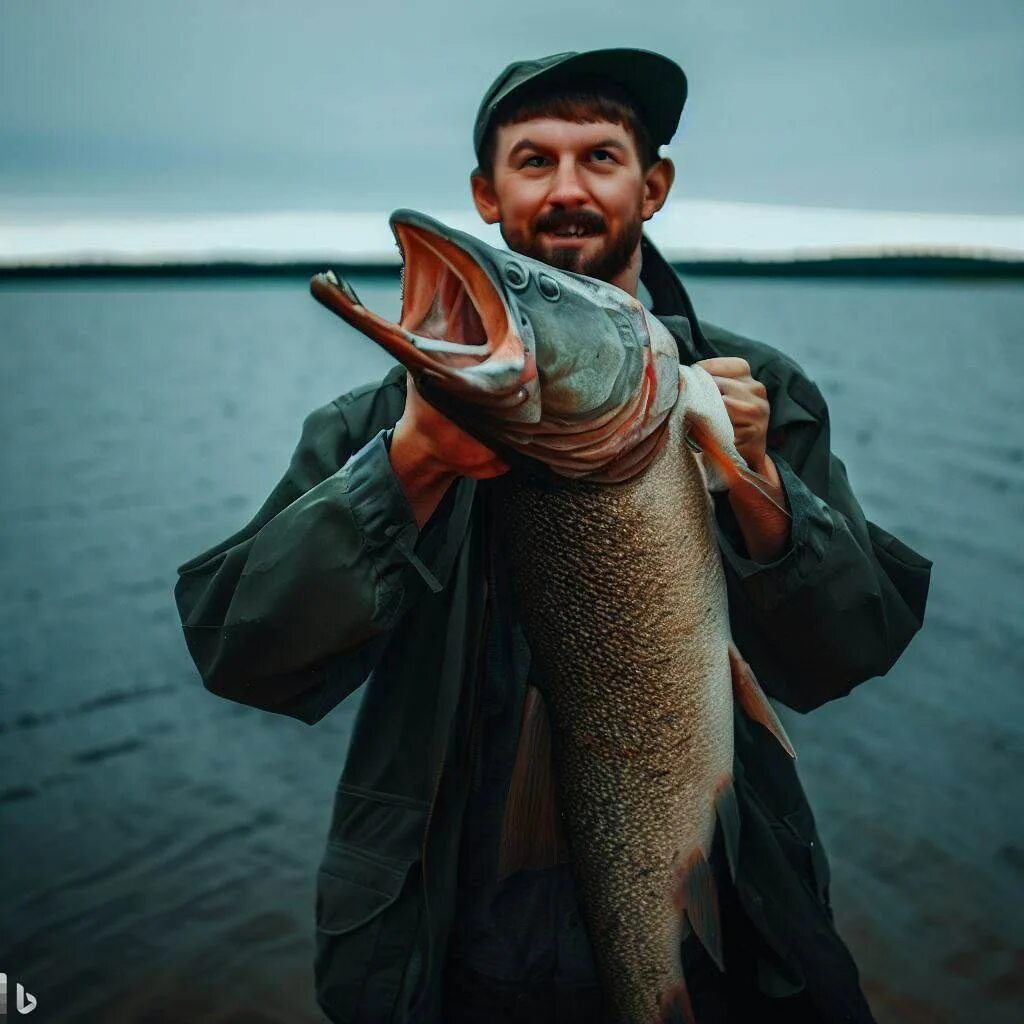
493;116;636;156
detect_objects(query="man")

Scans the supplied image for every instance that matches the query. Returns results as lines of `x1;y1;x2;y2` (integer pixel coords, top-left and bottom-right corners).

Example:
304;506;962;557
174;49;931;1024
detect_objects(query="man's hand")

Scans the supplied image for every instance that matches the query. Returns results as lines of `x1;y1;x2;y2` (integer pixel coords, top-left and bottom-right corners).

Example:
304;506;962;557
389;373;508;528
395;374;509;479
695;357;772;475
696;357;790;563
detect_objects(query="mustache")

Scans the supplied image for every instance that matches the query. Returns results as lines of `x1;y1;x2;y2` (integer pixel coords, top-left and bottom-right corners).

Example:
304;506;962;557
532;208;607;235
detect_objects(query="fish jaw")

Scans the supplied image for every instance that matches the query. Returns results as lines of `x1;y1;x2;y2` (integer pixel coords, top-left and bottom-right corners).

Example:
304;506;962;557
310;208;681;481
309;214;540;421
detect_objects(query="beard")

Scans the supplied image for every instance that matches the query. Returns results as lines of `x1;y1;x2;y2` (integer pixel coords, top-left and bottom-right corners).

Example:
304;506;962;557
500;207;644;282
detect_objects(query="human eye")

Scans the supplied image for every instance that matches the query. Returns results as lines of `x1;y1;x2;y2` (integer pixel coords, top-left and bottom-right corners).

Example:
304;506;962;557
591;148;616;163
519;154;548;169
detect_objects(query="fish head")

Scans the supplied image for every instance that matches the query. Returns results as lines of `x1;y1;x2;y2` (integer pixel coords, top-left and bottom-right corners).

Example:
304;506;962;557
310;209;680;481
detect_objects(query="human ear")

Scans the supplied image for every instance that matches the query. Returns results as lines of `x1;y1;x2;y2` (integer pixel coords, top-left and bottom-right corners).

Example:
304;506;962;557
641;158;675;221
471;170;502;225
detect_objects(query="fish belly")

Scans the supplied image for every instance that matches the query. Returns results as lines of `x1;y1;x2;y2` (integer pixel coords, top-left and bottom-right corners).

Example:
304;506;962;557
496;405;734;1024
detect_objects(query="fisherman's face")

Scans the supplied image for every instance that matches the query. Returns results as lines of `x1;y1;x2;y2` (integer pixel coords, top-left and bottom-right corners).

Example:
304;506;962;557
471;118;672;288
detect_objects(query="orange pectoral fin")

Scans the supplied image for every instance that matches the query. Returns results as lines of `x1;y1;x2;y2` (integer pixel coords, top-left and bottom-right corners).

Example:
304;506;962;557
729;645;797;759
685;418;790;518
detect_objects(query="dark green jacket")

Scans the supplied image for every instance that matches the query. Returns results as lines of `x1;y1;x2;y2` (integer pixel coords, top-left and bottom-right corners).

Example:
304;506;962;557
174;245;931;1023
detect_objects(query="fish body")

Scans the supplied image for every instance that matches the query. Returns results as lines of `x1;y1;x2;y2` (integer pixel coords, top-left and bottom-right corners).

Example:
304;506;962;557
496;386;734;1022
309;210;795;1023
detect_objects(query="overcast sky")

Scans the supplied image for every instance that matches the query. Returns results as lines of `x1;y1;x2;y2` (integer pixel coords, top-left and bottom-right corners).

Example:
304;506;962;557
1;0;1021;218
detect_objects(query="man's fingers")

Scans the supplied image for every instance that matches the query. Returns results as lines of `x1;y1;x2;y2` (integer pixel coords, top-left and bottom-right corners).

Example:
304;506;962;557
733;425;761;446
714;377;754;399
710;373;767;398
698;360;771;469
697;356;752;378
722;394;768;423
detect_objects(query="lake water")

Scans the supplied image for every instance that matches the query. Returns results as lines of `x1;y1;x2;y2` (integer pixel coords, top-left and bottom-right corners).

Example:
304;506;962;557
1;275;1021;1023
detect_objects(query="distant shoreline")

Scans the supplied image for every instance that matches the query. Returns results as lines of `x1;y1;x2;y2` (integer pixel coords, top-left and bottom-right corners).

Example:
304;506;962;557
2;254;1022;280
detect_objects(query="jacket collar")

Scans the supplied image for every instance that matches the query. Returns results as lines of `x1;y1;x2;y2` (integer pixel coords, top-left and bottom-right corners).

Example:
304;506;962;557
639;232;718;365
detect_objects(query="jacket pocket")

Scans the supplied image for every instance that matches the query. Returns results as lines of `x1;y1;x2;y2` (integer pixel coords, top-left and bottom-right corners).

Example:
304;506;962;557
314;842;420;1024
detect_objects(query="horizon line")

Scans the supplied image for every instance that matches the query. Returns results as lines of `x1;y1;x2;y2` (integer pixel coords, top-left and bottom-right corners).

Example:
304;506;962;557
2;199;1022;269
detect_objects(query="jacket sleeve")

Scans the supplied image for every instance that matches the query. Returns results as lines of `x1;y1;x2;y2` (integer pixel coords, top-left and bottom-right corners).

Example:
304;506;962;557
173;381;470;725
714;358;932;713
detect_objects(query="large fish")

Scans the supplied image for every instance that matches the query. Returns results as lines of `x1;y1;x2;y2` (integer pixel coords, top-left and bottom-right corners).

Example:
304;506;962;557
310;211;796;1023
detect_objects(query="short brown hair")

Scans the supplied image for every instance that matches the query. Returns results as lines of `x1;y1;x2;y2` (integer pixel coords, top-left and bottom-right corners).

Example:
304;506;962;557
474;77;660;179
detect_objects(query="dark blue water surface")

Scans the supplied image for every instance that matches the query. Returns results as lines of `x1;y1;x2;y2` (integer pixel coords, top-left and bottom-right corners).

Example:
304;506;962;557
1;276;1021;1023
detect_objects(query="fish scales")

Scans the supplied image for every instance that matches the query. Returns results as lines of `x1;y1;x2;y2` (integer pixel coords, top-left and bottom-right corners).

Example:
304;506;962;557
496;400;735;1024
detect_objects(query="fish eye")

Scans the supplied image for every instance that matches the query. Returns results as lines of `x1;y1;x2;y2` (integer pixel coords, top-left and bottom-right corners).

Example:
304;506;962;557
504;261;529;291
537;273;561;301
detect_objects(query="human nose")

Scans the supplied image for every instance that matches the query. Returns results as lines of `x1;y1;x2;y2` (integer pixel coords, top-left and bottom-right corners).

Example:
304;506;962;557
546;156;589;206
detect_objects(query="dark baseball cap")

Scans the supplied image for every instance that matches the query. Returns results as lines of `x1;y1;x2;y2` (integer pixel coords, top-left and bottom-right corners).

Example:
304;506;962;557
472;48;687;164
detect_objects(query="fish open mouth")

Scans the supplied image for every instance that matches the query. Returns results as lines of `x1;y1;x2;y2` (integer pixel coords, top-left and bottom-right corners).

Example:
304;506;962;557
310;212;536;409
395;220;500;355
